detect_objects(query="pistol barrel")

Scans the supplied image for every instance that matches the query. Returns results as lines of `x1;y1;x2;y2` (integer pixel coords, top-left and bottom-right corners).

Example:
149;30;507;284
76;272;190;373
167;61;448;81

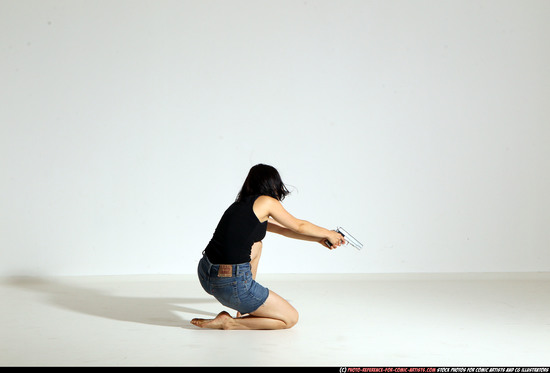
337;227;363;250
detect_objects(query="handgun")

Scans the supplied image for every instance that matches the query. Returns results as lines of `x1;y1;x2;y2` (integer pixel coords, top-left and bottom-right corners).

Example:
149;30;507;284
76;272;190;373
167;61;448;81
325;227;363;250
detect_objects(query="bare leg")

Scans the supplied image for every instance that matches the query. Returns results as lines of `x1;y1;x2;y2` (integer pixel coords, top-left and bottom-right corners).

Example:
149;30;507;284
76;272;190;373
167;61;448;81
191;290;298;330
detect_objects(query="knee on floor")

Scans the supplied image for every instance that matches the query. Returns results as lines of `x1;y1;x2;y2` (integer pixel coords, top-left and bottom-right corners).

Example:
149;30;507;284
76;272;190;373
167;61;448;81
285;310;299;329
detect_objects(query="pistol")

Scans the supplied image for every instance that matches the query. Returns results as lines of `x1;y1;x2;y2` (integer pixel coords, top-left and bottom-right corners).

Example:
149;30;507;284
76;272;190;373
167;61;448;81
325;227;363;250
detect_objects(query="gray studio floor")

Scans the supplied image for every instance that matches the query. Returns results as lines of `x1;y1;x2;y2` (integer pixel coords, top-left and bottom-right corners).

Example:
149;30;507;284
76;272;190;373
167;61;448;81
1;272;549;366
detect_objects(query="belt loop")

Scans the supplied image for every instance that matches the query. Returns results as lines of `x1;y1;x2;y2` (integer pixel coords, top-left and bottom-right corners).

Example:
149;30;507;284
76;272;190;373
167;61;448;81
234;262;247;277
203;252;213;274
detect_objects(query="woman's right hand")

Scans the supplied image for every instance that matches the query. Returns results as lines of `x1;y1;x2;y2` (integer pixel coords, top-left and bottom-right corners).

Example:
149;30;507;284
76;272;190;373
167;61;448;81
324;231;345;249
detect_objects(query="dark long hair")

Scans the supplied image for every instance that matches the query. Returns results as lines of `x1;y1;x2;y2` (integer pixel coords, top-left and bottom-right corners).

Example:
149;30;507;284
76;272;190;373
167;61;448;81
236;164;290;202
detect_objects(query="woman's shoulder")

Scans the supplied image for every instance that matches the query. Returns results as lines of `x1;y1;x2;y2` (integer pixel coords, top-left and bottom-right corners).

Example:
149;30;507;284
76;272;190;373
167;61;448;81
252;195;278;223
255;195;278;204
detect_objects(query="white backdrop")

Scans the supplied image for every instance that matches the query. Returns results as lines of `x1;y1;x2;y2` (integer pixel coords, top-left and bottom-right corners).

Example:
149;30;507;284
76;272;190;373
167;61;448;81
1;0;549;276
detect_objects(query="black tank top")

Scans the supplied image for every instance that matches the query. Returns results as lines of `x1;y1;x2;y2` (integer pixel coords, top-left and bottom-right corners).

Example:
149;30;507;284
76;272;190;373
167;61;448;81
204;195;268;264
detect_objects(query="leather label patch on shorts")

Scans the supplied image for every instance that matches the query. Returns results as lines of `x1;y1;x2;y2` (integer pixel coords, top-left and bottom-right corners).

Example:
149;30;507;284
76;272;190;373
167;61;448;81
218;265;233;277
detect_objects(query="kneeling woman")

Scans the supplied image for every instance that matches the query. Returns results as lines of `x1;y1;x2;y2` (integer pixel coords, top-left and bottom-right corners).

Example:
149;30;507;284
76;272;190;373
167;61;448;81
191;164;345;330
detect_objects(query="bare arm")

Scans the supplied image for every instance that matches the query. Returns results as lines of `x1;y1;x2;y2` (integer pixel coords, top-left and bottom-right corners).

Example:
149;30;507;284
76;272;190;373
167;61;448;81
267;218;322;243
255;196;344;249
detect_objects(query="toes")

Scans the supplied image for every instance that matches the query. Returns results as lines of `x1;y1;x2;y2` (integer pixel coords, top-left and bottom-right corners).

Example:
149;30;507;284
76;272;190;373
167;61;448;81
190;318;205;327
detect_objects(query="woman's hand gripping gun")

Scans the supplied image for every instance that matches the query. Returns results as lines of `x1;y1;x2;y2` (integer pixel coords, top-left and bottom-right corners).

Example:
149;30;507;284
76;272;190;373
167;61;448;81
325;227;363;250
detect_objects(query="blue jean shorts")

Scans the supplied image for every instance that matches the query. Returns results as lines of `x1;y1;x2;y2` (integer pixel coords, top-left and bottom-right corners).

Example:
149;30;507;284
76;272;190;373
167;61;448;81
197;254;269;315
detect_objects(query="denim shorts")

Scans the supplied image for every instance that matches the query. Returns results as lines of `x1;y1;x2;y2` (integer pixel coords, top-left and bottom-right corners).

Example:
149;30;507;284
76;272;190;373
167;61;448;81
197;254;269;315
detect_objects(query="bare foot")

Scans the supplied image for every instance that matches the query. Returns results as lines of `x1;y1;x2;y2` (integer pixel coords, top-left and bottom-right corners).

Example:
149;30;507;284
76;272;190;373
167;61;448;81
191;311;233;329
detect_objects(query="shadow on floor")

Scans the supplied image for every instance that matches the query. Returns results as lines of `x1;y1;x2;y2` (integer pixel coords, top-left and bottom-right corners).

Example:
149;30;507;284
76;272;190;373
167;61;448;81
7;276;217;329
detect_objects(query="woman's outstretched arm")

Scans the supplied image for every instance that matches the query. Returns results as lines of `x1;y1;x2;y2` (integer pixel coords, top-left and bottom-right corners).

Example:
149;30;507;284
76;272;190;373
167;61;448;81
255;196;344;249
267;218;324;243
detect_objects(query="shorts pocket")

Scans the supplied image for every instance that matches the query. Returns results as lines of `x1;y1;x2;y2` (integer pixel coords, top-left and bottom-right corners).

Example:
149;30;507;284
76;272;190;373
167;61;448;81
210;278;239;309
